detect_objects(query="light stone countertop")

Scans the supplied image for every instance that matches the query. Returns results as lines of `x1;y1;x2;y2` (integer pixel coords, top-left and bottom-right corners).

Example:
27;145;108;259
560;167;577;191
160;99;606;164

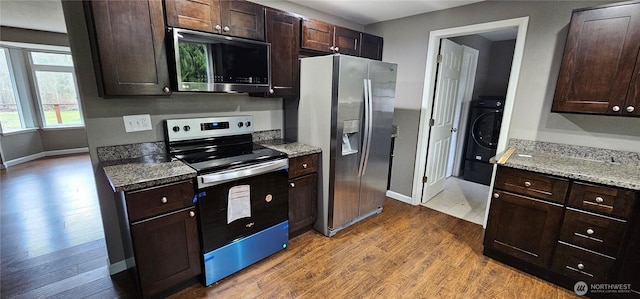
494;143;640;191
259;139;322;158
102;158;197;193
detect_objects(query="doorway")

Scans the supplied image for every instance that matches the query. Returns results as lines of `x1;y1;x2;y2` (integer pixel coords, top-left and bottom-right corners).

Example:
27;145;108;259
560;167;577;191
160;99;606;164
411;17;530;227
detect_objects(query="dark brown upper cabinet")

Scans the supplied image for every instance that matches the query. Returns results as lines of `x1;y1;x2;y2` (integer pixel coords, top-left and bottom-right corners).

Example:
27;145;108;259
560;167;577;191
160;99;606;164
84;0;171;97
360;32;384;61
166;0;265;41
265;8;300;97
301;18;360;56
552;2;640;117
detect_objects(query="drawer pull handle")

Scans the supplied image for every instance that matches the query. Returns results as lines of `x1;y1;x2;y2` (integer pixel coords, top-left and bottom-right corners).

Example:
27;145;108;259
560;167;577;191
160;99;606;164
493;193;500;199
524;181;531;187
586;228;594;235
189;211;195;217
577;263;585;270
161;196;168;204
302;163;308;169
290;182;295;188
595;196;604;203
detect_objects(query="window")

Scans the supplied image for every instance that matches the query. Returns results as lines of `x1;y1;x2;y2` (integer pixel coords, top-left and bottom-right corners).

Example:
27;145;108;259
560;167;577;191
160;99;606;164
29;51;82;127
0;47;24;131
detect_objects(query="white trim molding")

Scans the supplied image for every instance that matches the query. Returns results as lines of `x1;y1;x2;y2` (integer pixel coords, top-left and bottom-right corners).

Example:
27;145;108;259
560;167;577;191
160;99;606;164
108;257;135;275
411;17;530;206
3;147;89;167
386;190;414;205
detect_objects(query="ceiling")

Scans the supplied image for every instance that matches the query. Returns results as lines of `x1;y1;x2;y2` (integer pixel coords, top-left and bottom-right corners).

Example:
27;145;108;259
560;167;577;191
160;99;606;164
284;0;485;25
0;0;489;34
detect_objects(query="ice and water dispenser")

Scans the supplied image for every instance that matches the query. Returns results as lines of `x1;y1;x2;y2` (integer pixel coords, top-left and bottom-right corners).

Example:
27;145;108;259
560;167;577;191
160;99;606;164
342;119;360;156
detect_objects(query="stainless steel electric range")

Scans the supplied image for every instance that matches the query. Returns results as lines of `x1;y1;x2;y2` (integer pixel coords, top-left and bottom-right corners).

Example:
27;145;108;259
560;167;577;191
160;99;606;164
165;116;289;286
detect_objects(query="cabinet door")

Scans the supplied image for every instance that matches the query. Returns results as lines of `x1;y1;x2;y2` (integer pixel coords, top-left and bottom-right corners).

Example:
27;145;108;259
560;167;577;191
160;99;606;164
265;8;300;97
360;33;384;60
301;18;334;53
334;26;360;56
220;0;265;41
625;51;640;116
552;4;640;115
618;219;640;295
288;173;318;235
165;0;221;33
484;190;563;268
130;207;200;298
85;0;171;96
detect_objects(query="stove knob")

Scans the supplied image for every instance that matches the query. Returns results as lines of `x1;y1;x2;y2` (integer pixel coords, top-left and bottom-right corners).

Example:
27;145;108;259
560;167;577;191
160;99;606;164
172;126;180;132
183;125;191;131
245;121;251;127
238;122;244;128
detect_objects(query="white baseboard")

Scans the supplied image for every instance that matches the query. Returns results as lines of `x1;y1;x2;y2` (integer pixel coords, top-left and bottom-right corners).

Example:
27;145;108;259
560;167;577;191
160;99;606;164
3;147;89;168
386;190;415;205
109;257;135;275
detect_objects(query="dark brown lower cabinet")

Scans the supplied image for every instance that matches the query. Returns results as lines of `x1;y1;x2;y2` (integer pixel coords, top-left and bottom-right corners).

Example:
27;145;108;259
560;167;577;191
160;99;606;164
130;207;200;297
121;180;200;298
287;154;319;236
484;166;639;297
484;190;563;268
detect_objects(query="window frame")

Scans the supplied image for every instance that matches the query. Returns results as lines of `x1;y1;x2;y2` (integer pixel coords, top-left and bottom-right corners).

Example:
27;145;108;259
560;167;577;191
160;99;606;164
0;46;27;132
27;50;84;128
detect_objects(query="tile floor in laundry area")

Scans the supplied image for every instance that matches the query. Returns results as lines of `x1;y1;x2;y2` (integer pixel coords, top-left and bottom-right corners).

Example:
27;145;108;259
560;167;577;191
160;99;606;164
423;176;490;225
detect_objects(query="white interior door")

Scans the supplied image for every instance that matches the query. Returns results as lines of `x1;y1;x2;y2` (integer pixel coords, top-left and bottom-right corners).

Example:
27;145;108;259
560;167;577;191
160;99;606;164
422;38;463;203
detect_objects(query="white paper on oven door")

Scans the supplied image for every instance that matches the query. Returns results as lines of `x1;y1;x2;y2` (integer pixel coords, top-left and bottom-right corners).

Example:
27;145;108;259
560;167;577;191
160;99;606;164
228;185;251;224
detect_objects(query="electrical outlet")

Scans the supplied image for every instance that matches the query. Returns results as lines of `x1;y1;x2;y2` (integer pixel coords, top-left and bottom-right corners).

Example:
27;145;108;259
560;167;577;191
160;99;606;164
123;114;152;132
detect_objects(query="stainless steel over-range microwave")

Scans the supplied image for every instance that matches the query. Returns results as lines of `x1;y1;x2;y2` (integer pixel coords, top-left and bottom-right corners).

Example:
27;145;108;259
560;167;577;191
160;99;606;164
169;27;271;93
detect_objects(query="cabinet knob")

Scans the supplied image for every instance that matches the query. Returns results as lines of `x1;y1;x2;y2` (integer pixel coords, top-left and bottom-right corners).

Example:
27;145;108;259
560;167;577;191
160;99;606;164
586;228;595;235
161;196;168;204
290;182;295;188
329;46;335;51
189;211;195;218
524;181;532;187
162;86;170;93
612;105;621;112
223;26;230;32
269;88;274;94
215;24;222;31
595;196;604;203
627;106;635;113
493;193;499;199
302;163;308;169
334;47;339;52
577;263;585;270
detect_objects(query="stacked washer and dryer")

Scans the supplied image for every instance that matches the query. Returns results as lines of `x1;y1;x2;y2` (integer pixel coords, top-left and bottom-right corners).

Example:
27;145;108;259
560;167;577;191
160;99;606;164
462;96;505;186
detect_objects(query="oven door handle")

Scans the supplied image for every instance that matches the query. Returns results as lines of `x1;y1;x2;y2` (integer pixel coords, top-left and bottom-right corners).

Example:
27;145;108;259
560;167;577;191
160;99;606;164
199;158;289;187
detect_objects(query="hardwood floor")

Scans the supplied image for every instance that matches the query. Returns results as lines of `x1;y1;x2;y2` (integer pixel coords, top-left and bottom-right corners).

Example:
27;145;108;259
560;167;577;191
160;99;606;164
0;154;136;298
1;155;579;298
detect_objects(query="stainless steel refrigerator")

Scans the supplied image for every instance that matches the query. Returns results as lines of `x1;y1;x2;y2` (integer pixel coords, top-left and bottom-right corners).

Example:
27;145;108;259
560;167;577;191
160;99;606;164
298;55;397;237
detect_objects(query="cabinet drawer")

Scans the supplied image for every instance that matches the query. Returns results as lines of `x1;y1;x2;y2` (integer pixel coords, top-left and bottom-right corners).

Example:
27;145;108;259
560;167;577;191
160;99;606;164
288;154;318;178
567;182;636;219
126;181;195;223
559;208;627;257
551;242;616;284
494;167;569;204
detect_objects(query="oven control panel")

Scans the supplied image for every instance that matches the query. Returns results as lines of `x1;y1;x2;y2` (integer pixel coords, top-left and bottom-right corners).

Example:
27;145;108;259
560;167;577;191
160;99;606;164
165;116;253;142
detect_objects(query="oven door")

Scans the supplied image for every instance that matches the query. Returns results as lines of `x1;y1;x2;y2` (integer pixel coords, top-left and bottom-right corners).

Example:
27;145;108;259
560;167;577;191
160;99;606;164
196;159;289;253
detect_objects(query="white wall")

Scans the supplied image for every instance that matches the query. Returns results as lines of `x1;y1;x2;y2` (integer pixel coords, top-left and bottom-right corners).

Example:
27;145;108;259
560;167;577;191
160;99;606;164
366;0;640;197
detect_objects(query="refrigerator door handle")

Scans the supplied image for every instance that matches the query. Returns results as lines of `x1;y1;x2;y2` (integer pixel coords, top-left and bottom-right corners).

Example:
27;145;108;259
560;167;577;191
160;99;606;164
361;79;374;175
358;79;371;177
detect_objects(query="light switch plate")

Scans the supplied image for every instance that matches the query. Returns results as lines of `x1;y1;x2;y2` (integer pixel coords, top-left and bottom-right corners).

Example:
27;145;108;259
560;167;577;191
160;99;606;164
123;114;152;132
